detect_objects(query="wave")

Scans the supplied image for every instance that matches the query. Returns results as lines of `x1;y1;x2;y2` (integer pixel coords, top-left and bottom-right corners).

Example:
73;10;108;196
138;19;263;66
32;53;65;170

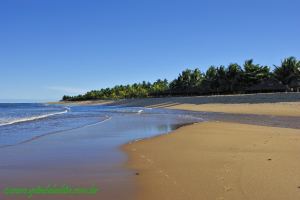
137;109;143;114
84;115;112;127
0;107;69;127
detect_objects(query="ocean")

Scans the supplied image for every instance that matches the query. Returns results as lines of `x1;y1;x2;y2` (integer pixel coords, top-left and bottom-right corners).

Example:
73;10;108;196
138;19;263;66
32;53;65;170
0;103;203;147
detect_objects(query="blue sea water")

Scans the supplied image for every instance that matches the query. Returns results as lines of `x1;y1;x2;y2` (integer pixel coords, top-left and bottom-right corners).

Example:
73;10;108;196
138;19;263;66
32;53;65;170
0;103;202;147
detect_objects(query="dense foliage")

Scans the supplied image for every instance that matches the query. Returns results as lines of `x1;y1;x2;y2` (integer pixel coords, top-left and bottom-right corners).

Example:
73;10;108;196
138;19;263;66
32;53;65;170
62;57;300;101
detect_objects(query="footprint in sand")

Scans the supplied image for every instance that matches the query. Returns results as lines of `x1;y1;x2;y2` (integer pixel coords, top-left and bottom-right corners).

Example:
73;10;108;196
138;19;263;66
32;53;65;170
224;167;231;174
146;158;153;163
224;186;233;192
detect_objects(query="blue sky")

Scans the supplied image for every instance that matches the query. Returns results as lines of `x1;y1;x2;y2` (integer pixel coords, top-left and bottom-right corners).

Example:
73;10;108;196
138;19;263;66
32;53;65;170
0;0;299;101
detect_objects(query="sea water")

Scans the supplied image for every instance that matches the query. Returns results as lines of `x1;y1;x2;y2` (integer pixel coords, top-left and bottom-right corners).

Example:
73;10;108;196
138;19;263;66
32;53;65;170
0;103;203;147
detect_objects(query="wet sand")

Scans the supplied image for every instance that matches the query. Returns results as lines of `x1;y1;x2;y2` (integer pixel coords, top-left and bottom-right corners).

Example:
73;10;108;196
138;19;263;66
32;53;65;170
124;121;300;200
0;116;135;200
0;112;198;200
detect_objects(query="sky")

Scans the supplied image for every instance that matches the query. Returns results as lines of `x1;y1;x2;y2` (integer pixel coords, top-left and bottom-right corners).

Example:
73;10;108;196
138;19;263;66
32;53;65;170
0;0;299;102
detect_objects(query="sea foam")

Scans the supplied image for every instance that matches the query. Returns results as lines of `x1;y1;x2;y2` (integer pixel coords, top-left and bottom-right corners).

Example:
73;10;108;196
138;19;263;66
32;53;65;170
0;107;69;127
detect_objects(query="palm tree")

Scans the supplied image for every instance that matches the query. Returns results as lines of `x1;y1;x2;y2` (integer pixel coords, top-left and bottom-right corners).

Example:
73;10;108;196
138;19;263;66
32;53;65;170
215;66;227;93
226;63;243;92
201;66;218;93
170;69;192;94
274;57;300;88
188;68;203;94
151;79;169;96
243;59;270;87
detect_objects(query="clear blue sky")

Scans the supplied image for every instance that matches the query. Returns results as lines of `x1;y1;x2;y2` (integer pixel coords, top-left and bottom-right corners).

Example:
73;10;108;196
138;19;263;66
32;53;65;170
0;0;299;101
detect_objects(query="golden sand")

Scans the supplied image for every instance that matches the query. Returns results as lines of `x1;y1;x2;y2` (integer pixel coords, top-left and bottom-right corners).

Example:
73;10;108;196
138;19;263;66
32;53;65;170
124;122;300;200
155;102;300;117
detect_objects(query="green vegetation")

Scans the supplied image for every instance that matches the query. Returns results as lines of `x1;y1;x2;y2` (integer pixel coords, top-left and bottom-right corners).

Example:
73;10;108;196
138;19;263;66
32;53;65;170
62;56;300;101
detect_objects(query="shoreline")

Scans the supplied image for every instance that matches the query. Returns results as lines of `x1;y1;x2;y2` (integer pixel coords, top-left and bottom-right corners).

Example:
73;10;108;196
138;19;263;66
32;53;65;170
0;115;135;200
0;109;200;200
123;121;300;200
121;98;300;200
51;92;300;116
3;96;300;199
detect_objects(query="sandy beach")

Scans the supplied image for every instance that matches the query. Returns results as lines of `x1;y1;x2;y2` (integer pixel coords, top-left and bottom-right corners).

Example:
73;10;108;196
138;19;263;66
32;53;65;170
3;0;300;199
161;102;300;116
124;121;300;200
6;93;300;199
121;95;300;200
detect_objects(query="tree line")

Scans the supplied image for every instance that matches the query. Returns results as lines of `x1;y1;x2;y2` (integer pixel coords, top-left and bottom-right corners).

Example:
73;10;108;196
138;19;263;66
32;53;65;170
62;56;300;101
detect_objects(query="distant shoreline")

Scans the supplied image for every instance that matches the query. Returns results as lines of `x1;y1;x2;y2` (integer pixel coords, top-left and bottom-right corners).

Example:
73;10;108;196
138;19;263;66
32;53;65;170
52;92;300;106
51;92;300;105
49;92;300;117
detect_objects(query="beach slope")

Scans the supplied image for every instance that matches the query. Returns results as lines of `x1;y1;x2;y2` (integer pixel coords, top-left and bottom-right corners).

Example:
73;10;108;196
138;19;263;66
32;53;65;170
124;122;300;200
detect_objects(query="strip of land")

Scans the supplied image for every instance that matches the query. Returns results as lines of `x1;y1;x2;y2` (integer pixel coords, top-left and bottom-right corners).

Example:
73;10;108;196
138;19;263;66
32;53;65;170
124;121;300;200
56;93;300;116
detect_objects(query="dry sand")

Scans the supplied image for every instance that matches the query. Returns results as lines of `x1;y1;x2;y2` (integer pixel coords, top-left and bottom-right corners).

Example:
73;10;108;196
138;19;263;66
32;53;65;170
124;122;300;200
151;102;300;117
